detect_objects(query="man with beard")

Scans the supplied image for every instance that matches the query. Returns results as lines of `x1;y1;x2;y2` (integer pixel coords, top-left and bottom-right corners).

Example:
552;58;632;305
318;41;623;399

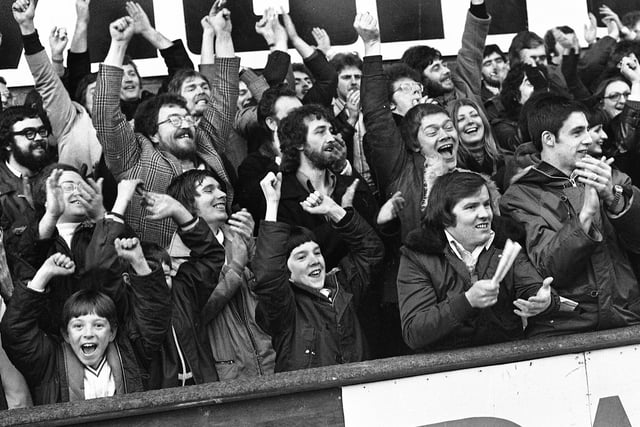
276;104;378;270
481;45;509;102
93;6;239;248
0;106;52;269
400;0;490;110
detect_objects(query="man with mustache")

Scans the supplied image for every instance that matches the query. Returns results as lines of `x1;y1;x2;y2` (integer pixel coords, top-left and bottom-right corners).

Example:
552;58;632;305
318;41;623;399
0;106;52;271
480;44;509;102
93;4;239;248
400;0;490;109
277;104;378;270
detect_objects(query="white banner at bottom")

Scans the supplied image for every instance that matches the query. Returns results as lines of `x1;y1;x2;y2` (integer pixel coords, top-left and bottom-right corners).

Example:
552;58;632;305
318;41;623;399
342;345;640;427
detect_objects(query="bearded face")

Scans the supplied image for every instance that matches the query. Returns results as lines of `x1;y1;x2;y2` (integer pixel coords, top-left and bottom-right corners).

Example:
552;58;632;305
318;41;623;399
8;117;51;172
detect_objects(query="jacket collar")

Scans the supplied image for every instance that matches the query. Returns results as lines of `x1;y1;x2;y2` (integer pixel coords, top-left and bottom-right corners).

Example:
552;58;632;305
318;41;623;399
404;216;526;255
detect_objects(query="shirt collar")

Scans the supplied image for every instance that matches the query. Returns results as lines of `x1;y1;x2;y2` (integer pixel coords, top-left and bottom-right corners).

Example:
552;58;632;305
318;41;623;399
295;168;337;196
444;229;495;262
5;161;23;178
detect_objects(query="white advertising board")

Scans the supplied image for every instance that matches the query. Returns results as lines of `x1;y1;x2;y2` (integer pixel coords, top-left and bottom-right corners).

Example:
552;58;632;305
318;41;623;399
342;345;639;427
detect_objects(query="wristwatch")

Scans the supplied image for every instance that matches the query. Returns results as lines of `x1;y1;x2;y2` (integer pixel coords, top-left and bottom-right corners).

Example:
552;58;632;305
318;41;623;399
609;184;624;212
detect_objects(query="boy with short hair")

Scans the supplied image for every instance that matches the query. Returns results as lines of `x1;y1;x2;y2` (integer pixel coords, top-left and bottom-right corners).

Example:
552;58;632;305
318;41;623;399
0;244;169;404
253;172;384;372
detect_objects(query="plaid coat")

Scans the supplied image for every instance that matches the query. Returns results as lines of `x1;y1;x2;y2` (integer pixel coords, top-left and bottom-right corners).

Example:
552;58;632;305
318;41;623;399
93;58;240;247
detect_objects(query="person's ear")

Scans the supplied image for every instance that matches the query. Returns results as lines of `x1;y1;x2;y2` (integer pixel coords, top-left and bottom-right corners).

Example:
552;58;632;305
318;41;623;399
265;116;278;132
390;102;397;111
61;327;70;344
150;132;160;144
541;130;556;147
109;325;117;342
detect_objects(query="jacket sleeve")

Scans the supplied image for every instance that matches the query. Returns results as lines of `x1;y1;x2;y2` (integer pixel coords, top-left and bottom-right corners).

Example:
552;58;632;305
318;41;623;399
241;68;269;102
159;39;195;77
172;218;226;316
252;221;297;336
500;185;602;288
561;51;591;101
613;100;640;155
397;248;476;350
66;50;91;100
0;282;57;388
200;264;243;324
452;10;491;105
197;57;240;155
607;172;640;253
302;50;337;108
127;263;172;364
84;217;131;322
93;64;141;178
578;36;617;91
361;55;410;194
334;209;384;307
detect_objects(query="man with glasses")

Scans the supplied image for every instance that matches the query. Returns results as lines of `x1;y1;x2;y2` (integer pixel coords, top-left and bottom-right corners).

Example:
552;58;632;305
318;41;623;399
400;0;490;109
93;6;239;248
0;106;53;271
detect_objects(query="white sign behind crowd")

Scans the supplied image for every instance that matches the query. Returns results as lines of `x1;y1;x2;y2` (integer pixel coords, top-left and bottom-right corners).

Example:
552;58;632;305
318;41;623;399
0;0;599;87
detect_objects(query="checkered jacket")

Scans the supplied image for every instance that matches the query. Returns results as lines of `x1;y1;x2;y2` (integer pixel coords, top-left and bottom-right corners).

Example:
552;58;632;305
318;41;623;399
93;58;240;247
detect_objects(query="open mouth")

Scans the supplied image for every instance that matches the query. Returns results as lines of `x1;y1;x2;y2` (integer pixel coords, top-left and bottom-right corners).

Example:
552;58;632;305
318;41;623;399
308;268;322;278
464;126;479;135
475;223;490;230
81;343;97;355
437;142;455;157
212;202;226;210
176;130;194;140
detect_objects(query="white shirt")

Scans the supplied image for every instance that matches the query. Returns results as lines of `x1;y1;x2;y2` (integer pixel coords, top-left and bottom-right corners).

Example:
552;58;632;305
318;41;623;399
83;356;115;399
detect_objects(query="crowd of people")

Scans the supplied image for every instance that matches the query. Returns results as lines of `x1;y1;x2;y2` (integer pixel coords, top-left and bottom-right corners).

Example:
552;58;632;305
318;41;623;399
0;0;639;410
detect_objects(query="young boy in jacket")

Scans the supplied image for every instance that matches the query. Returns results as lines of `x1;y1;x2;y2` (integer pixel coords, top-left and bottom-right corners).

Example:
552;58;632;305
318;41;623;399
253;172;384;372
0;244;170;405
166;170;276;381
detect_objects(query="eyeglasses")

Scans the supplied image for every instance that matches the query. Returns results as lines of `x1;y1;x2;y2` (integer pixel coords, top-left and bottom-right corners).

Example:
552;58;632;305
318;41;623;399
157;114;196;128
604;92;630;102
12;126;49;140
421;121;455;138
393;82;423;94
59;181;82;193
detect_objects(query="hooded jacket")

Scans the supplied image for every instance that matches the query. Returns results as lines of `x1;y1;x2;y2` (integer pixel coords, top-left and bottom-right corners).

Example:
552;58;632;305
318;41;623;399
398;216;558;351
500;161;640;337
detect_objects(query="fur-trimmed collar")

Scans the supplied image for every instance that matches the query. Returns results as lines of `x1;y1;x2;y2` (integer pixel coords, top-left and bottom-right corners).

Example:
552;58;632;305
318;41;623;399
404;216;526;255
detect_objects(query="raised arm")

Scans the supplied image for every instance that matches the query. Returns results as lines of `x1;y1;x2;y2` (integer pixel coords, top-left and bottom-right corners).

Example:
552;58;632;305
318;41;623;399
355;13;409;193
197;4;240;155
67;0;92;99
93;17;142;178
0;254;75;387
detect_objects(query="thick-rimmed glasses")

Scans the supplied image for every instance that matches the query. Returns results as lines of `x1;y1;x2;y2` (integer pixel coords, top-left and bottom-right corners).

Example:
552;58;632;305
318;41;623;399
12;126;49;140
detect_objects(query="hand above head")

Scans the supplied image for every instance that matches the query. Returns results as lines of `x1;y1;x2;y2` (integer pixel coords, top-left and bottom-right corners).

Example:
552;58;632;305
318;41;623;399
465;279;499;308
125;1;154;35
109;16;135;43
312;27;331;55
619;55;640;83
29;253;76;291
513;277;553;317
377;191;405;225
211;0;232;35
49;27;69;57
280;9;300;41
12;0;36;32
114;237;152;275
353;12;380;45
584;13;597;45
75;0;91;23
255;8;286;47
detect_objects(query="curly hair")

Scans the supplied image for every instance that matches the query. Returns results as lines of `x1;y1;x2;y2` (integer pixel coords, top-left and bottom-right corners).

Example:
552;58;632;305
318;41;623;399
329;52;363;74
133;93;188;139
384;63;422;103
278;104;334;174
257;84;298;128
0;106;50;161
